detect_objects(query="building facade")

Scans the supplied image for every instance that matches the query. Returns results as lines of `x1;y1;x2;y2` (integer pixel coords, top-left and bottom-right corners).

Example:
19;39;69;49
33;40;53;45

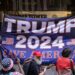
0;0;74;20
0;0;71;11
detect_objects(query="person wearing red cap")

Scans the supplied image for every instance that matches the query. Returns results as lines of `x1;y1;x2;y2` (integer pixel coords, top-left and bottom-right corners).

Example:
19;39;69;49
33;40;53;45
33;51;42;65
23;51;47;75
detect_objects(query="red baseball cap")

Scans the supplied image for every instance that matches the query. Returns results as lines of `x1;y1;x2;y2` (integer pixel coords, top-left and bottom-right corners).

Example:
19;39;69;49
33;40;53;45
33;51;42;57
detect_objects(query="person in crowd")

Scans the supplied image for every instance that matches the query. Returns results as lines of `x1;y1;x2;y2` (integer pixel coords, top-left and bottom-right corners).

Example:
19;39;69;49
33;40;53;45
0;57;24;75
23;57;32;75
23;51;47;75
56;48;75;75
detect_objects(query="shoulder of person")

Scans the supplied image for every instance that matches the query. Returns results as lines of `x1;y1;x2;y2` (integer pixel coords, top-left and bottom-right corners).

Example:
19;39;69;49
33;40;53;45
0;69;9;75
56;57;61;62
31;59;38;65
0;69;5;73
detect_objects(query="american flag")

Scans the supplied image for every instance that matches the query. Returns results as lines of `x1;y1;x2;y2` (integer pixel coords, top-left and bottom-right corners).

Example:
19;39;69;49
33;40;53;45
67;39;75;45
5;38;14;45
2;38;14;45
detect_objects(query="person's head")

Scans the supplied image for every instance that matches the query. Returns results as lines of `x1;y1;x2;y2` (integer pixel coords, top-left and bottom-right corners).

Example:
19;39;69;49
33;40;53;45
33;51;42;65
62;48;72;58
1;58;14;71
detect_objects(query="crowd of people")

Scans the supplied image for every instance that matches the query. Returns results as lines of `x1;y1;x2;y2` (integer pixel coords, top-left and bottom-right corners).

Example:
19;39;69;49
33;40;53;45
0;48;75;75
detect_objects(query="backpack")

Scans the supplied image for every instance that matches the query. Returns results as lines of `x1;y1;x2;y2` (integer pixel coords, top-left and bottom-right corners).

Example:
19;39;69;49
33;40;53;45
70;60;75;75
23;59;32;75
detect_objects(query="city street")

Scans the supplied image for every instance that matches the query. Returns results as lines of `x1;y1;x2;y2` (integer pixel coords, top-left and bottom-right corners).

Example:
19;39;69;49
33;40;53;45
0;64;58;75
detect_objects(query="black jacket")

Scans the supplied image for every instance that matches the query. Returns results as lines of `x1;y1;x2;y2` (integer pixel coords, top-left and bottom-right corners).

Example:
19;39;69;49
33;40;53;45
27;59;40;75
